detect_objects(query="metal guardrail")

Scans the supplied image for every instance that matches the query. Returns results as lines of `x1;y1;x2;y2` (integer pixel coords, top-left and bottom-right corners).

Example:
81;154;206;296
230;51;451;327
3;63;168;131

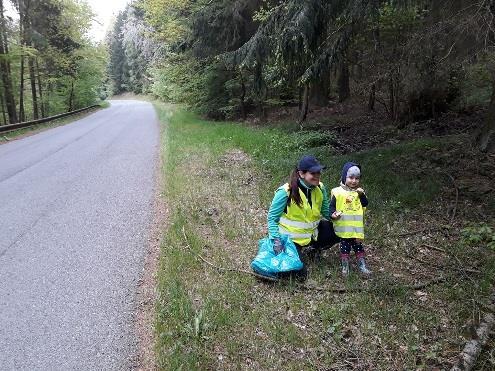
0;104;100;134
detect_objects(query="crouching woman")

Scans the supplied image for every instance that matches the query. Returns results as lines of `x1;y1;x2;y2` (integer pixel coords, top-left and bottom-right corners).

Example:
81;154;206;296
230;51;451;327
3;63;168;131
267;155;339;276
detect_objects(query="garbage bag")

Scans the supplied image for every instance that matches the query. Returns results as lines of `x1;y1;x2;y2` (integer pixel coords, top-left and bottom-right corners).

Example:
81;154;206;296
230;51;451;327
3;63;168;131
251;234;303;278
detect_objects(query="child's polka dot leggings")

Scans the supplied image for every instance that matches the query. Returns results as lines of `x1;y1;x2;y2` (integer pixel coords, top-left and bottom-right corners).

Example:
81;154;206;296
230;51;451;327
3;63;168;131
340;238;365;259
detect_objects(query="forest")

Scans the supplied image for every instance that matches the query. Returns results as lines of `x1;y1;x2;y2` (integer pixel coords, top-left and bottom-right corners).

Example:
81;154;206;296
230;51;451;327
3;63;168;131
106;0;495;152
0;0;107;126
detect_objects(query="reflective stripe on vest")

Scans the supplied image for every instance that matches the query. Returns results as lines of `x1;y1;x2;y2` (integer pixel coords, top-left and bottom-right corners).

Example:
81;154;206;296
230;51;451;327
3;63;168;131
279;217;319;230
279;226;313;240
334;226;364;234
339;214;363;222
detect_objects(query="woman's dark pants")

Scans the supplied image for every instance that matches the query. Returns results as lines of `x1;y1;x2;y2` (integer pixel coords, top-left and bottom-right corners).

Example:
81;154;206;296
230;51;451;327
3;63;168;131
282;220;339;280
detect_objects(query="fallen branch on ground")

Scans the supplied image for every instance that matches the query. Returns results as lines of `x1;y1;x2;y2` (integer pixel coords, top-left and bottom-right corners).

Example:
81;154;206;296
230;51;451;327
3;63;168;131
182;228;457;293
412;255;480;275
410;276;447;290
451;291;495;371
421;243;446;253
181;227;354;291
181;226;278;281
397;227;446;237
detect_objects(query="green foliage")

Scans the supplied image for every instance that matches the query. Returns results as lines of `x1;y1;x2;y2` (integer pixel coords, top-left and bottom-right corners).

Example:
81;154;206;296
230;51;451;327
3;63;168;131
462;224;495;250
293;130;336;149
0;0;107;124
151;55;204;105
460;62;492;109
105;0;495;129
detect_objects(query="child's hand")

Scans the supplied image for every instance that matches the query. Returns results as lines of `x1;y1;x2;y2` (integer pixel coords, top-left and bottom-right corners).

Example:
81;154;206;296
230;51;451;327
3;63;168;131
356;187;365;195
331;211;342;220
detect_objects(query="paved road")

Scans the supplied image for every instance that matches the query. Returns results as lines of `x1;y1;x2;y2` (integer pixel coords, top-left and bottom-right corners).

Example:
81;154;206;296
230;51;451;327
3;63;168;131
0;100;159;370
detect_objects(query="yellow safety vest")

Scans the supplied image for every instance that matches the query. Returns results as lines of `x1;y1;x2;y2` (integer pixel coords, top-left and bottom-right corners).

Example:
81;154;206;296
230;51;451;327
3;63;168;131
331;186;365;239
278;182;324;246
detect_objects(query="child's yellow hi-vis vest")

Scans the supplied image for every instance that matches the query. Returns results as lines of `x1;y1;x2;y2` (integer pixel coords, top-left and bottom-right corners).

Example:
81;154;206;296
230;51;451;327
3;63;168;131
331;186;365;239
278;183;324;246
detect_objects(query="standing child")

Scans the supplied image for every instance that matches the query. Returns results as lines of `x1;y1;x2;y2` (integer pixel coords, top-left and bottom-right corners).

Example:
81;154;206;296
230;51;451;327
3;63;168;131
330;162;372;276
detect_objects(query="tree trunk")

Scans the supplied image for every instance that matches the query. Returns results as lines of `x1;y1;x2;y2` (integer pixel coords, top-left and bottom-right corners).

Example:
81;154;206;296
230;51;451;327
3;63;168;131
28;57;38;120
36;58;45;118
368;83;376;112
298;84;310;125
475;2;495;151
389;74;395;120
0;0;18;124
0;89;6;125
68;79;75;112
389;70;401;122
309;68;330;107
476;72;495;152
18;9;26;122
298;87;302;110
239;70;246;120
46;81;51;116
19;55;26;122
338;60;350;103
451;291;495;371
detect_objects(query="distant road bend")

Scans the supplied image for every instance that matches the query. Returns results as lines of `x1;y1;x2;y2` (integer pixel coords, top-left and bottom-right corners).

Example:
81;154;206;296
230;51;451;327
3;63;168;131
0;100;159;370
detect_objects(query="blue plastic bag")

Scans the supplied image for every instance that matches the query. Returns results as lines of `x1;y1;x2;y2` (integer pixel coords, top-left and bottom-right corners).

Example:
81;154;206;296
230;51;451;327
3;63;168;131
251;234;304;278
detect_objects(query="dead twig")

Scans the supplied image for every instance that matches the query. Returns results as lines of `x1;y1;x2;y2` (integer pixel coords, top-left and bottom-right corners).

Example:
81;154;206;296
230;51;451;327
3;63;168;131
397;227;445;237
410;276;447;290
412;255;480;274
182;227;457;293
422;243;446;253
295;283;358;294
182;227;363;292
445;172;459;223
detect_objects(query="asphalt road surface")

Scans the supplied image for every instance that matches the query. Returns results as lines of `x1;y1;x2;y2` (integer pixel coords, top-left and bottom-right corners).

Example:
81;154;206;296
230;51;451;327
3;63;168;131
0;100;159;370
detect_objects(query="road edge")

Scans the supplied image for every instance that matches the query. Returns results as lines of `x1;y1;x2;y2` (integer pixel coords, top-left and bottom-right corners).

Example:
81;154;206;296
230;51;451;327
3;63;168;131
134;104;167;370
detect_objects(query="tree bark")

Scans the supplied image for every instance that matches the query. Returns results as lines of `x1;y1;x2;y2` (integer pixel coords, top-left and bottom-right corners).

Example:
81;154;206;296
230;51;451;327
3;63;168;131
338;59;350;103
0;0;18;124
68;79;75;112
18;6;26;122
389;69;401;122
298;84;309;125
36;59;45;118
451;291;495;371
239;70;246;120
28;57;38;120
309;69;330;107
0;89;6;125
368;83;376;112
476;71;495;152
19;54;25;122
389;74;395;120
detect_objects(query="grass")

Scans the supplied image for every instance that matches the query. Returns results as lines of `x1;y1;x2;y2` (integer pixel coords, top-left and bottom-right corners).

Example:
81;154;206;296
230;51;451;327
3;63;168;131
154;103;495;370
0;101;109;144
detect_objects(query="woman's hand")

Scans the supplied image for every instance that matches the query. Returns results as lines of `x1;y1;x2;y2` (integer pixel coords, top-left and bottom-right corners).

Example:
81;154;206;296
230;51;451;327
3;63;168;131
273;238;284;255
331;211;342;220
